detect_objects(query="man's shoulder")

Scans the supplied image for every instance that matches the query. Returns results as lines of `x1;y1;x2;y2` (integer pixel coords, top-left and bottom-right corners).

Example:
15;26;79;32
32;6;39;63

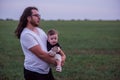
21;28;36;39
36;27;44;32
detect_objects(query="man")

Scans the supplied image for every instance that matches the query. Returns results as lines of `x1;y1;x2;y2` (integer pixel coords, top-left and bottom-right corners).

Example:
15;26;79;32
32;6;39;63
15;6;65;80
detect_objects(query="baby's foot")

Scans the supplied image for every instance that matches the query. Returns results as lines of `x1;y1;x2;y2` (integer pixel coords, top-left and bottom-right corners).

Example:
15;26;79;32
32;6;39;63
56;66;62;72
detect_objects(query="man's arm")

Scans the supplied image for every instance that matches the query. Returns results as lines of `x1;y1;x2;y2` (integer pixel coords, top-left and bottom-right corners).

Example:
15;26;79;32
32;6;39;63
29;45;57;65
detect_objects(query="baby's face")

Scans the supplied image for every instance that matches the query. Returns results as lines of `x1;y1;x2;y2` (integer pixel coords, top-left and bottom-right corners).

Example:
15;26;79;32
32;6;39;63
48;34;58;45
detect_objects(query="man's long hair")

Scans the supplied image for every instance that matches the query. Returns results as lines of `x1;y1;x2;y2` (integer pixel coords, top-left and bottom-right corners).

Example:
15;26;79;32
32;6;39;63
15;6;38;39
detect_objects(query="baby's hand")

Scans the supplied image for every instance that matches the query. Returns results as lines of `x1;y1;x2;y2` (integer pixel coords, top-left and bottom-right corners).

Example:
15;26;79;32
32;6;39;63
51;46;59;52
57;47;61;52
48;49;56;56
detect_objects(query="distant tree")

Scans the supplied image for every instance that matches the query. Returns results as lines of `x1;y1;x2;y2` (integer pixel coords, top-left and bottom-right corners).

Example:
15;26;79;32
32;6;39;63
84;19;89;21
71;19;75;21
77;19;81;21
116;19;120;21
41;19;45;21
6;18;13;21
0;18;4;21
98;19;103;21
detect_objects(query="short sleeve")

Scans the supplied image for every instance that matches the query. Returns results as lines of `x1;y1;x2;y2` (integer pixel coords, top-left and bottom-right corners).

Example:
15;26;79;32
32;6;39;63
20;33;39;49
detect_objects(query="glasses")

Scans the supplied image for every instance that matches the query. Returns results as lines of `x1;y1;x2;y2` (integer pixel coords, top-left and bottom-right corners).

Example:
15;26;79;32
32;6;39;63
31;14;40;17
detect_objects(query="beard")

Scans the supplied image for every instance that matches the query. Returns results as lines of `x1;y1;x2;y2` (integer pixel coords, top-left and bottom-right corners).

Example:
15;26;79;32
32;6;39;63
30;19;39;27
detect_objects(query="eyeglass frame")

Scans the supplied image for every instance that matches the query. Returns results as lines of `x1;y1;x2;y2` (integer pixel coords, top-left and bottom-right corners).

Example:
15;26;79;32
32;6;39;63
31;14;41;17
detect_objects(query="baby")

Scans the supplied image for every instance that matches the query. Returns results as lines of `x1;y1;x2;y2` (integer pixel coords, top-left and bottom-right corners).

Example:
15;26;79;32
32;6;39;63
47;29;65;72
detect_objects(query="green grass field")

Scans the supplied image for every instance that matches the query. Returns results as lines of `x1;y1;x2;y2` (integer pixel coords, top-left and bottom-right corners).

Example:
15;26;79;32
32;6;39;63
0;20;120;80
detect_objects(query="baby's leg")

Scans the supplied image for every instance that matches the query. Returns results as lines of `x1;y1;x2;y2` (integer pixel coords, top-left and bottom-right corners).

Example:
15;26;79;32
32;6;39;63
55;54;62;72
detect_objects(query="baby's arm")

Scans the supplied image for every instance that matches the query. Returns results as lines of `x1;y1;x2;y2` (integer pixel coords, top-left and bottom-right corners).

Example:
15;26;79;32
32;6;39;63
57;47;66;66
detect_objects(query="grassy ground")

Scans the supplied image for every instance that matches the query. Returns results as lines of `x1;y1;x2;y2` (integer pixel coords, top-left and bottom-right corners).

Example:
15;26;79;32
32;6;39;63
0;20;120;80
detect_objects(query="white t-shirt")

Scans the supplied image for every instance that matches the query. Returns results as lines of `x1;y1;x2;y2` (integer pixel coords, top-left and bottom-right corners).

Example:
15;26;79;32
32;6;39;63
20;27;50;74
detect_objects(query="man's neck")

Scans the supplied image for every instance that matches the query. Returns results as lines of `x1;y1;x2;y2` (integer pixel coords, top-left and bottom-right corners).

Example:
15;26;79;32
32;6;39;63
26;23;39;35
26;23;35;31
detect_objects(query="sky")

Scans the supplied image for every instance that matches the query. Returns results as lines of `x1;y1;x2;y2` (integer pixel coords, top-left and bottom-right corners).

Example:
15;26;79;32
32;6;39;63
0;0;120;20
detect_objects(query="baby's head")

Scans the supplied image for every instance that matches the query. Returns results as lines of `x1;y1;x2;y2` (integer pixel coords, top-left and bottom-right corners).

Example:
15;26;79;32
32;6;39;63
47;29;58;45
